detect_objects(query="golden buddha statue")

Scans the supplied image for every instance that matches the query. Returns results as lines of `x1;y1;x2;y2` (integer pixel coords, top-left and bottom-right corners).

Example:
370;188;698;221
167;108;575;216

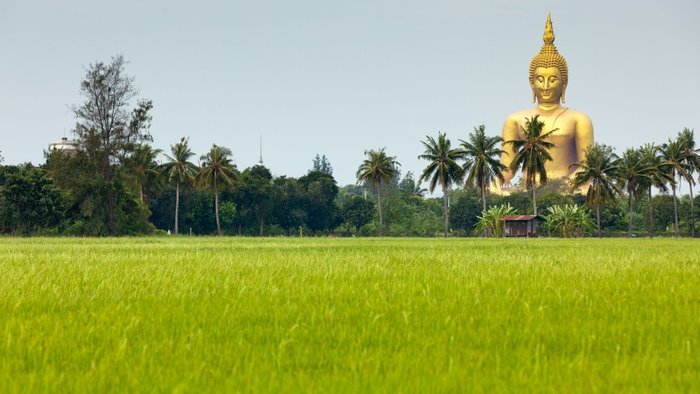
493;14;594;195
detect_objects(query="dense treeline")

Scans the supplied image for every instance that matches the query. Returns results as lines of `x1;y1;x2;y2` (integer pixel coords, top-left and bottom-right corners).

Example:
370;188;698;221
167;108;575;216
0;56;698;237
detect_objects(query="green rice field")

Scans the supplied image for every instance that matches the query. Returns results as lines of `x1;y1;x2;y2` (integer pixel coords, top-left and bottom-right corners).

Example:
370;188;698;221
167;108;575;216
1;237;699;392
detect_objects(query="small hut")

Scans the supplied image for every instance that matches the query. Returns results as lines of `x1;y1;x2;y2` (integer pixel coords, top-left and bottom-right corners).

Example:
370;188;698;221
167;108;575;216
501;215;542;237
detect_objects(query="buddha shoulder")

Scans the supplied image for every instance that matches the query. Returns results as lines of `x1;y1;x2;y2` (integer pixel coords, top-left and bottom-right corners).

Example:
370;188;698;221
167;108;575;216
503;109;537;125
565;108;593;130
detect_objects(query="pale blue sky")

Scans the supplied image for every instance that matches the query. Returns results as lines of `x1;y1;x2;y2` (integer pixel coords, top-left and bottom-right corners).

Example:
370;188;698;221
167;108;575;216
1;0;698;190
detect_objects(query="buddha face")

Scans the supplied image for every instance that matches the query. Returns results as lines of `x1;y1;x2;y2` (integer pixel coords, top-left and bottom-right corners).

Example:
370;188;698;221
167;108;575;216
532;67;565;104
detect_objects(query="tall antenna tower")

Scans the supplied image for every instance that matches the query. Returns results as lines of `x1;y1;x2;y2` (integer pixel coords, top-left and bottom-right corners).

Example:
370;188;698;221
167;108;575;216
258;135;264;165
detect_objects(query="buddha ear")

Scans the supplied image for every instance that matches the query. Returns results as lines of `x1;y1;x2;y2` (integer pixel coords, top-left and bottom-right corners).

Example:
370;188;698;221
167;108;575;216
531;84;536;103
561;85;567;103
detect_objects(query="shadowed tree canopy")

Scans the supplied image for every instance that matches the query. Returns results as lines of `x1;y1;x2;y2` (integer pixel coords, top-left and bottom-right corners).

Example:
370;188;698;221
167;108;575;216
48;55;154;235
239;165;274;236
299;170;340;232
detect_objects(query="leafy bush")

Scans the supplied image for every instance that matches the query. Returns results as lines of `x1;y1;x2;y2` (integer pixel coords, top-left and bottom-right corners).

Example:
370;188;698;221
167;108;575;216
475;204;516;237
543;204;594;238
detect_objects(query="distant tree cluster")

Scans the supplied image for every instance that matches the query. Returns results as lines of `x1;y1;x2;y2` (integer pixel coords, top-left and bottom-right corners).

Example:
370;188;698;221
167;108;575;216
1;56;699;237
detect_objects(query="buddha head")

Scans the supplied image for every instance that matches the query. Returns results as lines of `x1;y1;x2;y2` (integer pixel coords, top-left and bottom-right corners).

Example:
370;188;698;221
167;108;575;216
529;14;568;104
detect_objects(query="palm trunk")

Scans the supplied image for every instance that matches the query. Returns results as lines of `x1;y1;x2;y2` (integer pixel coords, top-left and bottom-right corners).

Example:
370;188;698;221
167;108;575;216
443;184;449;238
259;215;264;237
628;187;633;237
174;182;180;234
140;183;145;204
214;179;221;236
377;187;383;236
596;204;601;238
690;182;695;238
672;170;679;238
531;180;538;216
648;187;653;238
481;183;488;238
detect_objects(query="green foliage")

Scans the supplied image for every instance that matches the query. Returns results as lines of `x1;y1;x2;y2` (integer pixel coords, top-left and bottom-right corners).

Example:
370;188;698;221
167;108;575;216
542;204;594;238
491;191;530;215
648;195;675;233
418;132;464;237
504;115;555;215
537;191;575;213
460;124;506;210
474;204;516;238
340;196;374;232
45;55;154;235
298;171;340;233
271;176;307;236
238;165;273;236
570;143;621;236
161;137;198;234
0;164;66;235
356;148;400;235
398;171;426;198
448;189;482;236
311;154;333;175
196;144;238;235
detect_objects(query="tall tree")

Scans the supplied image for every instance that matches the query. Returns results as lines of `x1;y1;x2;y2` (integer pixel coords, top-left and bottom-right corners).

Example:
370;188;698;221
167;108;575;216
271;176;307;236
162;137;197;234
299;171;340;233
0;164;66;235
196;144;237;235
126;144;162;205
504;115;556;216
58;55;154;235
638;143;671;237
460;124;507;214
312;154;333;175
240;165;274;236
570;143;620;237
617;148;650;237
418;132;464;237
658;138;690;237
356;148;400;236
678;128;699;237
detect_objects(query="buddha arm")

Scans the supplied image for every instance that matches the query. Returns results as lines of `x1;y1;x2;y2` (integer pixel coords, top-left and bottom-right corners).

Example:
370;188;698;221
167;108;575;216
572;113;594;175
499;115;521;186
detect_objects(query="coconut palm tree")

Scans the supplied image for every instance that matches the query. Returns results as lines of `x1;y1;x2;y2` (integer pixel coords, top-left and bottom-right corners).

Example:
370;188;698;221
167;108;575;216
356;148;400;236
617;148;651;237
570;143;620;237
128;143;162;205
162;137;197;234
459;125;507;214
678;128;699;237
658;138;690;238
196;144;237;236
418;132;465;237
504;115;556;216
638;143;672;237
